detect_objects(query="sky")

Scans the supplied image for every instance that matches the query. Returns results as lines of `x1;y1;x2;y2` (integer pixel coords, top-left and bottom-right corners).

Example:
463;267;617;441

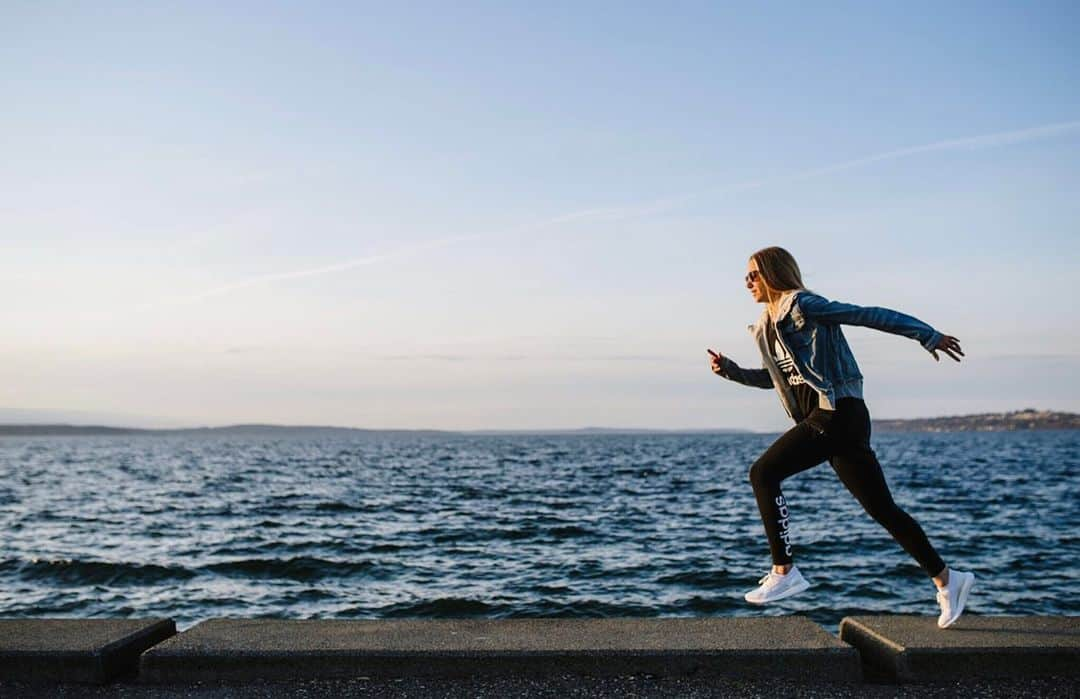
2;1;1078;432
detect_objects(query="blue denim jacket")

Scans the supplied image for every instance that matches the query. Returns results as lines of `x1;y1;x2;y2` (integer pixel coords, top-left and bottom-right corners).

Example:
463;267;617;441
718;289;944;422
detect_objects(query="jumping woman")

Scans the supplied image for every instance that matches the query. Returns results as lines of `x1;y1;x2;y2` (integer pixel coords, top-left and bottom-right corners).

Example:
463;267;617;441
708;246;974;629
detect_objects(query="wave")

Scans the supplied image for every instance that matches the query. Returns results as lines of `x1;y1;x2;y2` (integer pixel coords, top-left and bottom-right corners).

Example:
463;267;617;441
378;597;501;617
654;569;736;587
311;500;356;512
2;557;196;585
547;525;592;539
201;555;389;581
426;524;595;545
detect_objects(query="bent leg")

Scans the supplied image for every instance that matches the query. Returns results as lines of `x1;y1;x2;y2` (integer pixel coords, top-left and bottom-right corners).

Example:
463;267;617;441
748;422;832;566
828;402;946;578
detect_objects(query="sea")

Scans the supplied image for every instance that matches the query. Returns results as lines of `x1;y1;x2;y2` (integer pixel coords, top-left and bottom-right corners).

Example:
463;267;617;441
1;430;1076;632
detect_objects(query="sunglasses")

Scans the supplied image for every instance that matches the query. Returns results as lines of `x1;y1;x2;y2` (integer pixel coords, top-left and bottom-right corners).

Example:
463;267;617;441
745;270;761;284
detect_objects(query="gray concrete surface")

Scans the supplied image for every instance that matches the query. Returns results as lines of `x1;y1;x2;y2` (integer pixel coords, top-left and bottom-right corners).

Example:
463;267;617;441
0;618;176;684
3;673;1078;698
139;617;860;683
839;615;1080;683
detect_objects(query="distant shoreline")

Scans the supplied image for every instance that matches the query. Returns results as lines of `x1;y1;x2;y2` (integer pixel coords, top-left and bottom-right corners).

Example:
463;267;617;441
871;408;1079;432
0;409;1075;436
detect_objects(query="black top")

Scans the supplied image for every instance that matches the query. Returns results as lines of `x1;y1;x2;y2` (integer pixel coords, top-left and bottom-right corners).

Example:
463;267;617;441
766;320;833;431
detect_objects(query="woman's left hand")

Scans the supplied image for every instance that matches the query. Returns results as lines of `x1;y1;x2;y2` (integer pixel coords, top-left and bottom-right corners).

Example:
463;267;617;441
931;334;964;362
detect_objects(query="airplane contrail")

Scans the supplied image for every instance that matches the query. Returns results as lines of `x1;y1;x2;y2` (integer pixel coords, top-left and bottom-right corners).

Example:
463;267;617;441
655;118;1080;208
149;118;1080;307
773;119;1080;183
175;255;391;303
134;235;481;309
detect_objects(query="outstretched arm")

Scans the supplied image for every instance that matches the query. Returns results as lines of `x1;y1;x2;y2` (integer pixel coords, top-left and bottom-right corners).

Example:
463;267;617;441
708;349;775;388
797;292;960;358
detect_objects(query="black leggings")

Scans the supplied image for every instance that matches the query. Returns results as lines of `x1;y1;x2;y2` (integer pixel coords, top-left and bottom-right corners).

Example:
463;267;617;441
748;398;946;578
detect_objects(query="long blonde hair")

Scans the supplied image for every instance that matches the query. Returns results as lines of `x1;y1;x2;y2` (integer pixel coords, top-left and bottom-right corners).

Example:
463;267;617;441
751;246;806;293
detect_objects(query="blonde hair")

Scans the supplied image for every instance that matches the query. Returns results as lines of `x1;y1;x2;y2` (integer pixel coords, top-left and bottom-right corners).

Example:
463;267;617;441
750;246;806;292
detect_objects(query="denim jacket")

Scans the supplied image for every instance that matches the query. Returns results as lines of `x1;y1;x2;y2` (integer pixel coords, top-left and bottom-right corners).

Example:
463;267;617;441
717;289;944;422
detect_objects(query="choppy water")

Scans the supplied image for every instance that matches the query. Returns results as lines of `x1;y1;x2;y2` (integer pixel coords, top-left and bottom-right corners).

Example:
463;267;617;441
1;431;1076;632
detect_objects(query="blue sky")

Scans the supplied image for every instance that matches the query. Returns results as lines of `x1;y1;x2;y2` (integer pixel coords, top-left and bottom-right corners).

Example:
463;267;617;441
2;2;1078;430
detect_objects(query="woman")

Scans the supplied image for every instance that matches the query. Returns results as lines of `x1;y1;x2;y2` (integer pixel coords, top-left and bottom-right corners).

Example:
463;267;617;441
707;246;974;629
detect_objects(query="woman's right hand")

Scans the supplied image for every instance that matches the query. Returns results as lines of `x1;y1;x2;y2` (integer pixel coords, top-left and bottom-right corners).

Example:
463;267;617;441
930;334;964;362
707;349;724;375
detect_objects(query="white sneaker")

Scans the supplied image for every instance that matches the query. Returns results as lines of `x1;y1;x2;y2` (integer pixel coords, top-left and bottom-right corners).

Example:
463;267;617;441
744;565;811;605
936;568;975;629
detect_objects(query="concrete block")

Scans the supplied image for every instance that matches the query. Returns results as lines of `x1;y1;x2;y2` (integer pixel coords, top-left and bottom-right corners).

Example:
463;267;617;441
839;615;1080;683
139;616;859;682
0;618;176;684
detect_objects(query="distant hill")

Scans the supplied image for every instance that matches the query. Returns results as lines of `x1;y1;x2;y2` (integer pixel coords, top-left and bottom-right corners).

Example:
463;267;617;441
873;409;1079;432
0;425;144;436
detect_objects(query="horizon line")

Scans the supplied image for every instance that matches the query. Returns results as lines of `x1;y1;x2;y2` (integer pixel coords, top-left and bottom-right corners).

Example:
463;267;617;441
0;407;1072;435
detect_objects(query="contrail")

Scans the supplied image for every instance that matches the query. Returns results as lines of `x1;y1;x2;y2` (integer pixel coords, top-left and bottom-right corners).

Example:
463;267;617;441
134;234;483;310
135;205;667;310
663;118;1080;208
174;255;390;303
149;118;1079;307
773;119;1080;183
480;119;1080;228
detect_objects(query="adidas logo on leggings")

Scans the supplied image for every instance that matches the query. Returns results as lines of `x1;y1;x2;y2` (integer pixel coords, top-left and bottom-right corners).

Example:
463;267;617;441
776;495;792;557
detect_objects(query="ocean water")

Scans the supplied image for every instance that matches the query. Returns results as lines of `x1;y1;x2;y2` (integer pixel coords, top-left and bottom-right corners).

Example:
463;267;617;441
1;431;1076;632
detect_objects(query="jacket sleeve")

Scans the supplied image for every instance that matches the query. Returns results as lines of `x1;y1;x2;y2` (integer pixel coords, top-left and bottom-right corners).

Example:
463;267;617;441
717;356;775;389
796;292;943;352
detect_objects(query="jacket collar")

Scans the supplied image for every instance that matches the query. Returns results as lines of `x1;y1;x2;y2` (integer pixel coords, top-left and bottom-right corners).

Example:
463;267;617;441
748;288;805;336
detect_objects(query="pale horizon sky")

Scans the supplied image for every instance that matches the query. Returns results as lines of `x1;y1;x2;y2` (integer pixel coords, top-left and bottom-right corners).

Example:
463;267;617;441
3;2;1079;432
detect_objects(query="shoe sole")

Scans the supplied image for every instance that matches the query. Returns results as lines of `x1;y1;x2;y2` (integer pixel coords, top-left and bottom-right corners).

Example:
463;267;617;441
938;572;974;629
744;578;810;605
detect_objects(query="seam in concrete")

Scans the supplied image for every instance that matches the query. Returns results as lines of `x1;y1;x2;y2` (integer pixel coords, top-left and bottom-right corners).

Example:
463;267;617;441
842;620;907;655
100;620;176;681
839;618;909;682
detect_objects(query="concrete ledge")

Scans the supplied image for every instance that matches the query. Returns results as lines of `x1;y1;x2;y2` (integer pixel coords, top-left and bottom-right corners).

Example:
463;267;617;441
0;618;176;684
139;617;860;683
839;615;1080;683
